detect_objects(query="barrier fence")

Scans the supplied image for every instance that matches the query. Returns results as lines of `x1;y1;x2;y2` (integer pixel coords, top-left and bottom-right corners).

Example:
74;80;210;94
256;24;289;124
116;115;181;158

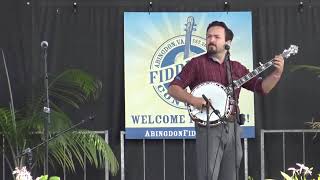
260;129;320;180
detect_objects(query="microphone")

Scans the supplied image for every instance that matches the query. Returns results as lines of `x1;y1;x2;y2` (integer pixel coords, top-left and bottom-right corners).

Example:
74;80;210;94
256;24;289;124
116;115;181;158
41;41;48;49
224;44;230;50
202;94;211;105
80;114;96;123
202;94;222;118
88;115;96;121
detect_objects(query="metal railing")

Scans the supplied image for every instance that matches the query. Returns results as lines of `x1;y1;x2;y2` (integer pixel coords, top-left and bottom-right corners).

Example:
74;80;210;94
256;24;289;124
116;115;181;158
120;131;250;180
260;129;320;180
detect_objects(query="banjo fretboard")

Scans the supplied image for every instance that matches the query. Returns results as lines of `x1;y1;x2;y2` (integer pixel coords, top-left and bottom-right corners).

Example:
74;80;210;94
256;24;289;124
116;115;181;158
231;45;298;89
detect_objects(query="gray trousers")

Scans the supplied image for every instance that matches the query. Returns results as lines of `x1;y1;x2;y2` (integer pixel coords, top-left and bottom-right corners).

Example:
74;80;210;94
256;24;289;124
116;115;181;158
195;122;243;180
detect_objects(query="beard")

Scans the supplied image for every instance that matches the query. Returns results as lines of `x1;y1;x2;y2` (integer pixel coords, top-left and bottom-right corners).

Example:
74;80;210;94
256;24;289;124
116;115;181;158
207;45;217;55
207;44;226;56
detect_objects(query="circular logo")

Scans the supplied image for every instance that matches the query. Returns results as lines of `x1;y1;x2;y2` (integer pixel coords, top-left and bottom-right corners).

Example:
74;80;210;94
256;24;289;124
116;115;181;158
149;35;206;109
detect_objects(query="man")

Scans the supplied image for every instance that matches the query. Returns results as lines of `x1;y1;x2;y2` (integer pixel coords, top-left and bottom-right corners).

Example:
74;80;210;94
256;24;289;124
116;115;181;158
168;21;284;180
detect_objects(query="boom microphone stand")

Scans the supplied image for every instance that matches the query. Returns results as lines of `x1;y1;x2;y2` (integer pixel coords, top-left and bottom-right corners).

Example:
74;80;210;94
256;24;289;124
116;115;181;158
17;116;95;172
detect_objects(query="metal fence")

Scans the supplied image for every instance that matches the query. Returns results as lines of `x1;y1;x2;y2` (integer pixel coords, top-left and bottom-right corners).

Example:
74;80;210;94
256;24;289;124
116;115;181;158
120;131;250;180
6;129;319;180
260;129;320;180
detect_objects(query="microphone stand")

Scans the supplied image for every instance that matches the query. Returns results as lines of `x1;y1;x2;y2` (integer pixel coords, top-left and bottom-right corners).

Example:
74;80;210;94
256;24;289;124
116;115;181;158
205;101;210;180
16;116;95;172
202;94;223;180
224;47;240;180
42;42;50;175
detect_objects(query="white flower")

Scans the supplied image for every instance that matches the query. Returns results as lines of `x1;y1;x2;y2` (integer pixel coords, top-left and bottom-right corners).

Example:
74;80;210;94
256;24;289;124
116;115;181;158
304;167;313;176
282;163;315;180
295;163;313;176
287;167;296;171
296;163;306;174
12;166;33;180
287;167;297;176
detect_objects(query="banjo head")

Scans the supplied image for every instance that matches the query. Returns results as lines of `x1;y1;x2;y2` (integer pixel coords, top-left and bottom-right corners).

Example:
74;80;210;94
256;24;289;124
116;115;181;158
187;81;232;126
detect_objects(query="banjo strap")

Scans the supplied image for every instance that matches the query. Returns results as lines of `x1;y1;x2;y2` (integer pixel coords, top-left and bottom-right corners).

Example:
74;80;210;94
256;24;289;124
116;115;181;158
224;56;239;110
225;54;242;124
224;56;234;96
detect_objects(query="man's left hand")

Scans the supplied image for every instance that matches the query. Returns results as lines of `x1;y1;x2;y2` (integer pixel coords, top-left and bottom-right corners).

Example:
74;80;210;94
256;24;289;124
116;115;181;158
273;55;284;74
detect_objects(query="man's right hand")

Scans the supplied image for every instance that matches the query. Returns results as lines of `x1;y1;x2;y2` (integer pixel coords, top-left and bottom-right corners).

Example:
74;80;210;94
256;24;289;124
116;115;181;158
189;96;207;110
168;85;208;110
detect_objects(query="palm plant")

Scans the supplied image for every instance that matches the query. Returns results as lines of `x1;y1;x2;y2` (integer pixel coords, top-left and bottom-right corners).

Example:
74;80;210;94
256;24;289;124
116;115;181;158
0;63;118;178
290;65;320;128
290;65;320;77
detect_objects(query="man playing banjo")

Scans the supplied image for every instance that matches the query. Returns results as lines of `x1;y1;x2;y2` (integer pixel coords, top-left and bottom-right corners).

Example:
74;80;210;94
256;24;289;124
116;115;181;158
168;21;285;180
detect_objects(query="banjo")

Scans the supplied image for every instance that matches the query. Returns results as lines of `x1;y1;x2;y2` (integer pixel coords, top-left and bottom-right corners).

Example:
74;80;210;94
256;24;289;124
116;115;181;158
187;45;299;126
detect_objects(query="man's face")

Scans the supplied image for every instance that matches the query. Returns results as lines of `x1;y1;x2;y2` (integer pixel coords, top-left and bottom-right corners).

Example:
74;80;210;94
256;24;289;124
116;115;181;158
206;26;227;55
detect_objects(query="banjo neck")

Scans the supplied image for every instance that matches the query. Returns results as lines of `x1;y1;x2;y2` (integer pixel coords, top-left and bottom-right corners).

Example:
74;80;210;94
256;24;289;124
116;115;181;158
231;44;299;89
232;59;274;89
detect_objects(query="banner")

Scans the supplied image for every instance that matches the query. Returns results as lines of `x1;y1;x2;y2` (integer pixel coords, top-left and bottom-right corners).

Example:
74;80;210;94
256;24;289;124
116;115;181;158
124;12;255;139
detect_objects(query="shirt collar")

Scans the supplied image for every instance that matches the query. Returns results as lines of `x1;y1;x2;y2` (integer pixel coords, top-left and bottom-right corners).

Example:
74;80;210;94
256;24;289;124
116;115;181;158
207;53;224;64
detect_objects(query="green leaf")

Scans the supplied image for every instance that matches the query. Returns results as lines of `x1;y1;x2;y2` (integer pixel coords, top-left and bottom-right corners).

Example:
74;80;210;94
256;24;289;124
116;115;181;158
49;176;60;180
49;69;102;102
289;65;320;74
281;171;293;180
39;175;48;180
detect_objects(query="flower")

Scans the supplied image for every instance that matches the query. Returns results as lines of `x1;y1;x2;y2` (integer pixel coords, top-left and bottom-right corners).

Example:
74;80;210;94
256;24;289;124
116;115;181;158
287;167;297;177
296;163;313;176
296;163;306;174
304;167;313;176
12;167;33;180
281;163;317;180
12;167;60;180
